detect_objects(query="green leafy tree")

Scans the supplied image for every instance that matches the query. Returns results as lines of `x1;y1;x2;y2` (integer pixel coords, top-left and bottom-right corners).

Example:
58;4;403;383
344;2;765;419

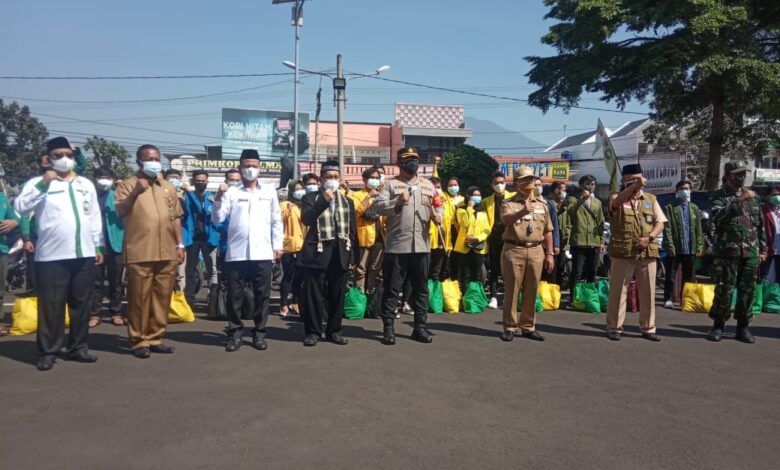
83;136;134;179
0;100;48;184
438;144;498;196
526;0;780;189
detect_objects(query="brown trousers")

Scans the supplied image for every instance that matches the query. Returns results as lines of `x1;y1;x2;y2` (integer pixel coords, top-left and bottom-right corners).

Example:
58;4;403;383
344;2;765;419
606;257;657;334
126;260;178;349
501;245;544;333
355;241;384;293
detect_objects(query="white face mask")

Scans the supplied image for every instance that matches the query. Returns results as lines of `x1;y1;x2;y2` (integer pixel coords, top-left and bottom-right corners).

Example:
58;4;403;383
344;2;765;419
534;186;542;197
293;189;306;200
52;157;75;173
96;178;114;191
241;167;259;182
379;174;385;184
493;183;506;194
560;191;567;200
677;189;691;200
228;181;241;188
167;178;182;189
323;179;340;192
305;184;319;193
141;161;162;178
367;178;381;189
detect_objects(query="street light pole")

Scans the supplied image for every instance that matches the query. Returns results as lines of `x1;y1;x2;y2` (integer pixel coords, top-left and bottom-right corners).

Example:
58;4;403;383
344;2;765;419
336;54;345;172
292;0;302;179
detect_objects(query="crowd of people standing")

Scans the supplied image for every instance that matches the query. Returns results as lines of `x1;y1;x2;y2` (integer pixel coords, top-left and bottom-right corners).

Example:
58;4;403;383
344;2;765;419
0;136;773;371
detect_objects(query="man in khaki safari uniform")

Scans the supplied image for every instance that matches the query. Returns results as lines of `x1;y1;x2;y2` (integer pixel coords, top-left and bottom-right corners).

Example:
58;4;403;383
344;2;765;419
605;163;667;342
499;166;554;342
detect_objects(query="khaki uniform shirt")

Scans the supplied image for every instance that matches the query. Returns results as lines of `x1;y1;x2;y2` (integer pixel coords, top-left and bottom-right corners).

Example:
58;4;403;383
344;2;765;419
373;176;436;254
501;195;553;244
115;173;183;264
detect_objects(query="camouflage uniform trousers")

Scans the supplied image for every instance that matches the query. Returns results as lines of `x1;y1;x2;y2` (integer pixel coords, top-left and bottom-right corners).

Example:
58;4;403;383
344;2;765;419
708;256;759;324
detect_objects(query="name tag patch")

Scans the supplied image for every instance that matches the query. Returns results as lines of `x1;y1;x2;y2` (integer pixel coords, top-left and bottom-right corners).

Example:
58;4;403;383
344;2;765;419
644;202;652;209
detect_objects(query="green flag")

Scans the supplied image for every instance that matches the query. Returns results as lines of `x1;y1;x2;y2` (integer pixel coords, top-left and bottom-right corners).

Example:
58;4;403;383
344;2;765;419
593;119;619;193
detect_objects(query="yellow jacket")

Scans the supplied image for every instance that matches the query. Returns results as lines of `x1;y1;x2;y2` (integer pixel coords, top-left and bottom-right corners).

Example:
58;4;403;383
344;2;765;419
280;201;305;253
483;191;516;231
429;196;456;251
349;189;377;248
454;206;491;255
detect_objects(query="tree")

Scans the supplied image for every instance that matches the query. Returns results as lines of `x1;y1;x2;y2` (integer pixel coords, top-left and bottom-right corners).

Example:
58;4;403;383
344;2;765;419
437;144;498;196
526;0;780;189
0;100;48;184
83;136;134;179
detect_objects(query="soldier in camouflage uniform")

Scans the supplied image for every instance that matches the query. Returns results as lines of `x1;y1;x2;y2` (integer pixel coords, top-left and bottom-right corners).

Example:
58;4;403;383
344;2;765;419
707;161;767;343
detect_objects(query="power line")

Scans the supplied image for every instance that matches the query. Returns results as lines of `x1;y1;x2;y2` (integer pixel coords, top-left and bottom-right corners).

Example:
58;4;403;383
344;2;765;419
0;73;295;80
37;112;222;140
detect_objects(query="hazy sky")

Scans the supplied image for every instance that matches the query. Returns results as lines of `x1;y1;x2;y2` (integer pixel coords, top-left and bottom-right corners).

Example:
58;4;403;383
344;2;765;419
1;0;649;155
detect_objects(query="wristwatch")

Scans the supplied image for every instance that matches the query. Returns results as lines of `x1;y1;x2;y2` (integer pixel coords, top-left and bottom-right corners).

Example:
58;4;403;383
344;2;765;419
648;236;656;242
176;243;185;249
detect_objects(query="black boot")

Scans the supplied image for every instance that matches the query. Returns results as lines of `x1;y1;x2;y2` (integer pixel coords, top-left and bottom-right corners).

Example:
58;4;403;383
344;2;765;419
707;321;725;342
411;312;432;343
735;320;755;344
382;318;395;345
205;283;220;320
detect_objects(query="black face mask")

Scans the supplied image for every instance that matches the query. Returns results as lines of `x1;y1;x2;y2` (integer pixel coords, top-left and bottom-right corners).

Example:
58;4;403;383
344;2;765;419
730;175;746;188
400;159;419;175
194;182;208;192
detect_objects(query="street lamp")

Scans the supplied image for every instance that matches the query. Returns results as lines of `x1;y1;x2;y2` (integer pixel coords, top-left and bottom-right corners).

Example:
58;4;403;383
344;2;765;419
282;57;390;171
273;0;306;178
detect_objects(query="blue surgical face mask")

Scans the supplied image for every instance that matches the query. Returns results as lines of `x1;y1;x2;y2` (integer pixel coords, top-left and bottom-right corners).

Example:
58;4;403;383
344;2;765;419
677;189;691;200
228;181;241;188
323;179;340;192
367;178;381;189
379;174;385;184
167;178;181;189
470;195;482;205
293;189;306;200
448;186;459;196
305;184;319;193
771;195;780;207
141;161;162;178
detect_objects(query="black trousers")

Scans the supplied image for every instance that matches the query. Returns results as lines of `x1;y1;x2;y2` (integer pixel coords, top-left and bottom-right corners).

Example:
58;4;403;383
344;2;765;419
759;255;780;282
459;250;485;291
185;241;215;306
381;253;429;328
280;253;301;307
488;238;504;298
541;251;567;285
35;258;94;358
571;246;600;290
91;250;124;317
429;249;447;281
26;251;36;293
663;254;696;302
300;252;347;338
225;260;273;338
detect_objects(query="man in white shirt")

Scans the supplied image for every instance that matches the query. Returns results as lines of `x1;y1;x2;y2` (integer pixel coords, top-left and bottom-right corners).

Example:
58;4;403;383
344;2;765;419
14;136;105;371
212;149;283;351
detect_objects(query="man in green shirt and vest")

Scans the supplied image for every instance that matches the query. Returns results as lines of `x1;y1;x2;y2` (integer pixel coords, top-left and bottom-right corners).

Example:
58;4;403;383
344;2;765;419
566;175;605;294
707;161;766;343
662;180;704;308
606;164;667;341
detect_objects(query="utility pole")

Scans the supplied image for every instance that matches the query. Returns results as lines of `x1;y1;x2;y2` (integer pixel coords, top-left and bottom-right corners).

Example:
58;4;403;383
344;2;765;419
334;54;346;172
292;0;302;179
313;86;322;166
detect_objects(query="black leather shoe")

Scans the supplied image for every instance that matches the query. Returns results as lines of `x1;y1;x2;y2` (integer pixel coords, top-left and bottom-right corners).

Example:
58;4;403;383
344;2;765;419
67;352;98;363
521;331;545;342
607;331;621;341
133;347;151;359
707;327;723;342
735;327;755;344
303;335;319;347
327;334;349;345
411;329;433;344
225;338;242;352
382;328;396;345
500;331;514;342
36;356;55;371
252;336;268;350
641;333;661;342
150;344;175;354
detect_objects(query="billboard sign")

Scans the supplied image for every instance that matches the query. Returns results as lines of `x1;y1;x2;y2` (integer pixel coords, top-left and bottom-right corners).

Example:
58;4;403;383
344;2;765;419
221;108;310;164
494;157;570;182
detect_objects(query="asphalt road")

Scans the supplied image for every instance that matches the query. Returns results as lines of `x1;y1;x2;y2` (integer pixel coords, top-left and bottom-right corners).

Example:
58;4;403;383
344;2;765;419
1;303;778;470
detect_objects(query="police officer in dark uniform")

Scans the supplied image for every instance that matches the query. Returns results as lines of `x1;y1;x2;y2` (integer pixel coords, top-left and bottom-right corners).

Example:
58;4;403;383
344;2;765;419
373;147;442;345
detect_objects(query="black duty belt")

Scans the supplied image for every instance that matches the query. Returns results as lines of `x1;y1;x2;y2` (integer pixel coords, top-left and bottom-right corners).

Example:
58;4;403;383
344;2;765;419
503;240;542;248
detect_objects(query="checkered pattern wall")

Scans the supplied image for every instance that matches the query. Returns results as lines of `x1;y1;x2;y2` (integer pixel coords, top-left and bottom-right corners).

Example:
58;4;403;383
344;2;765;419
394;103;465;129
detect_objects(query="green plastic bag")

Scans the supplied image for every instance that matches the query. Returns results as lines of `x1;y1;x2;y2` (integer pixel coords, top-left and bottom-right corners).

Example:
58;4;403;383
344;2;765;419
344;286;367;320
597;279;610;313
762;282;780;313
516;291;544;313
750;283;763;315
462;282;488;314
572;282;601;314
428;280;444;314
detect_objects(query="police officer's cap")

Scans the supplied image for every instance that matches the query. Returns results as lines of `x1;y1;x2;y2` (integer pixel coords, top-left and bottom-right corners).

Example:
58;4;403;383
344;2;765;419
724;161;747;174
397;147;419;161
514;165;535;182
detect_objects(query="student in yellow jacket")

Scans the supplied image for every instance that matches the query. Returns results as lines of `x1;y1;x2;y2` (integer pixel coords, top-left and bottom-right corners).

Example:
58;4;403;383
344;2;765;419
349;166;385;293
454;186;491;290
429;177;456;281
279;179;307;316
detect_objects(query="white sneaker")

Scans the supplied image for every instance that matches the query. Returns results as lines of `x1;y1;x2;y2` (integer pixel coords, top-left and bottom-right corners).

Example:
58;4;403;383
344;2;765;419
488;297;498;309
663;300;674;309
402;303;414;315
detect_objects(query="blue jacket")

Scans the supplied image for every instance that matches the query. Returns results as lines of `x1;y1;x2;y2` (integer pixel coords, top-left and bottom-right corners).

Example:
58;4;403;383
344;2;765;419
101;189;125;254
182;190;220;247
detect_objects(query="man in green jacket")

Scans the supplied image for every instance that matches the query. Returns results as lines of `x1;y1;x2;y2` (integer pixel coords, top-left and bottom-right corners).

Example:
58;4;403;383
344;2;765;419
0;189;20;336
662;180;704;308
565;175;605;293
